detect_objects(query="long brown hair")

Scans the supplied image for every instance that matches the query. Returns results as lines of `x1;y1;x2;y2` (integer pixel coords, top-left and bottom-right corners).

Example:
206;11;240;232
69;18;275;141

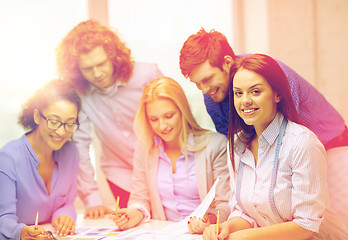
228;54;301;172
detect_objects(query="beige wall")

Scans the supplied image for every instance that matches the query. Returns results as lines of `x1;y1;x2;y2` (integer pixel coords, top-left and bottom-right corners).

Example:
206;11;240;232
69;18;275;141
234;0;348;123
269;0;348;122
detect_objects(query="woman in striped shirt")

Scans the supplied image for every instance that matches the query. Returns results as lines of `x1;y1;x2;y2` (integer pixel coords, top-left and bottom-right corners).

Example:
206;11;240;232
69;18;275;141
203;54;348;240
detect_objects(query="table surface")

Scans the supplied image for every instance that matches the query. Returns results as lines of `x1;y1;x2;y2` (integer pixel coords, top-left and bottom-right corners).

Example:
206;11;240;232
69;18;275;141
43;214;202;240
75;213;171;230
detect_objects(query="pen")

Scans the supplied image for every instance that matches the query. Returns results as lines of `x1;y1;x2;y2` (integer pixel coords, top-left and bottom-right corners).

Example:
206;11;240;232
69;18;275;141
115;196;120;215
35;211;39;230
216;210;220;239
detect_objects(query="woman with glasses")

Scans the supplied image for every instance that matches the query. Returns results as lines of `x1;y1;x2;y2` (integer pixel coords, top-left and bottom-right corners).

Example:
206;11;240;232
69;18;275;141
113;77;230;234
0;80;81;240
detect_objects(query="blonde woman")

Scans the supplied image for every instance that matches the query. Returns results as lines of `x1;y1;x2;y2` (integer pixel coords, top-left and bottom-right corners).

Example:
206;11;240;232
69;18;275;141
113;77;230;234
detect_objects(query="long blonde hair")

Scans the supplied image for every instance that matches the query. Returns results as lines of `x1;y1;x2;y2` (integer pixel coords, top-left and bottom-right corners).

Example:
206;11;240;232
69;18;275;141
134;77;209;158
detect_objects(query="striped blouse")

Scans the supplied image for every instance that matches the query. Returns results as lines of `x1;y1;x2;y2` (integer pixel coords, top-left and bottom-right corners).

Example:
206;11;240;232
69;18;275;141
228;113;348;239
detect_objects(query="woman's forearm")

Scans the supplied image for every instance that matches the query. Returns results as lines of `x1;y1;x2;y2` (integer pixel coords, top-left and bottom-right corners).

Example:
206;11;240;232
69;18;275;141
228;221;314;240
226;216;253;232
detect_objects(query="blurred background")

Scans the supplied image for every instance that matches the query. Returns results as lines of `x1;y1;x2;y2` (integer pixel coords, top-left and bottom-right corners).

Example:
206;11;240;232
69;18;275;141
1;0;347;208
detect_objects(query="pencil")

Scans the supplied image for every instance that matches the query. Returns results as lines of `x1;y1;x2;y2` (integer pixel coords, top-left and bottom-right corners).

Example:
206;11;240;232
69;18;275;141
35;211;39;230
216;210;220;239
115;196;120;215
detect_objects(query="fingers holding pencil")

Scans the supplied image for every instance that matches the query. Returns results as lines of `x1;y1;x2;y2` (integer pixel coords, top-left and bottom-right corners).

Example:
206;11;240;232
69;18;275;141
20;226;49;240
112;208;144;231
111;197;145;231
202;211;231;240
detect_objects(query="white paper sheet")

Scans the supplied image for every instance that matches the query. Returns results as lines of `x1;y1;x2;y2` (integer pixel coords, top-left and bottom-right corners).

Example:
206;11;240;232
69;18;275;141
157;177;220;235
44;178;219;240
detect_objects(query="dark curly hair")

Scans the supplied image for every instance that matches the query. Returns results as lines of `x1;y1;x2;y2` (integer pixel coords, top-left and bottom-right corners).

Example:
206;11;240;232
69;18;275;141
18;79;81;132
228;54;302;172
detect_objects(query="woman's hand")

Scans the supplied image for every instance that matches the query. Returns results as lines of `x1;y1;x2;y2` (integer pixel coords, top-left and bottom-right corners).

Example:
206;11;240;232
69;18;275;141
84;205;112;219
203;221;231;240
20;225;50;240
188;214;211;234
52;215;75;237
112;208;144;231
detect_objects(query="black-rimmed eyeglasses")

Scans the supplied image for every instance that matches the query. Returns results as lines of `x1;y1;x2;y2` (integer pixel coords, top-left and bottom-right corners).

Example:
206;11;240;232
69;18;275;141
39;112;79;133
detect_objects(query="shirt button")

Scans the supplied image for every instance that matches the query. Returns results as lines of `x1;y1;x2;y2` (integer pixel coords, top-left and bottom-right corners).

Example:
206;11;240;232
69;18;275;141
259;212;267;220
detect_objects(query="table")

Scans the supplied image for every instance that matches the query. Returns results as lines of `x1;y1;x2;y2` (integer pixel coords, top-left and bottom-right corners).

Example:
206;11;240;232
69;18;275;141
44;214;202;240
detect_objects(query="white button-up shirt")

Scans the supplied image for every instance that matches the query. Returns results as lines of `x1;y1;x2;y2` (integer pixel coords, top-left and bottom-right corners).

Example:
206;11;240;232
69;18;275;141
228;113;332;234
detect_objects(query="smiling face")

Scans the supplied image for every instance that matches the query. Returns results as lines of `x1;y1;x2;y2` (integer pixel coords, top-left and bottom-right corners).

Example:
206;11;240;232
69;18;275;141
189;58;232;103
78;45;115;89
34;100;78;151
233;68;280;136
146;98;182;147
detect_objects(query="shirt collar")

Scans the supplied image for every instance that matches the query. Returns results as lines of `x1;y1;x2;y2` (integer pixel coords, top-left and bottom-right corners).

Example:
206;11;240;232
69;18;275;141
23;134;59;165
260;112;284;146
89;80;125;95
234;112;284;156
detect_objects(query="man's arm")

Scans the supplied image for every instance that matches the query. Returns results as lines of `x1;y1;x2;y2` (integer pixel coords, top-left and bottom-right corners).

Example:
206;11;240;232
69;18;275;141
72;109;106;217
203;94;229;136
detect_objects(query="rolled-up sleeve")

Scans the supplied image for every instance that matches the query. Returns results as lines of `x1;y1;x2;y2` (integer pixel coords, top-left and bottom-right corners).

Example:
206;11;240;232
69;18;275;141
290;133;327;232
